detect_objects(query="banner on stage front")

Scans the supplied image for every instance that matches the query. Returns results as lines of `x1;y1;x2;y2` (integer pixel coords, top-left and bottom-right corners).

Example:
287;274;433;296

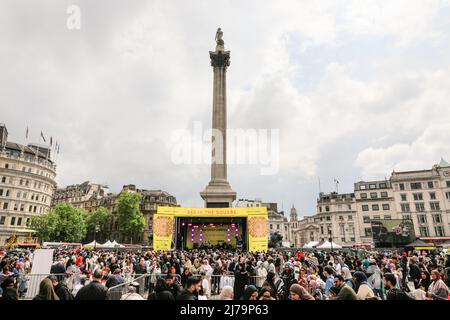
153;214;175;251
248;214;269;252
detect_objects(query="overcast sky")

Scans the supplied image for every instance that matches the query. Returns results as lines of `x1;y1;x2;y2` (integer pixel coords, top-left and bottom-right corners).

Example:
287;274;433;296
1;0;450;217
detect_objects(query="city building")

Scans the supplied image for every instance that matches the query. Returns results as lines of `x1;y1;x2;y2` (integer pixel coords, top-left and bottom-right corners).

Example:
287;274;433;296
354;180;398;245
390;159;450;239
0;123;57;244
52;181;109;208
54;183;178;245
315;192;360;246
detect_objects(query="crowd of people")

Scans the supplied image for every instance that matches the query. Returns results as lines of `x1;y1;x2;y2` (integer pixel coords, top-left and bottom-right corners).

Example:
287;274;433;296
1;246;449;300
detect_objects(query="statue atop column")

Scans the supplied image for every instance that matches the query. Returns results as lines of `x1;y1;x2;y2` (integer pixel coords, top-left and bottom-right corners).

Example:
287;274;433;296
215;28;225;51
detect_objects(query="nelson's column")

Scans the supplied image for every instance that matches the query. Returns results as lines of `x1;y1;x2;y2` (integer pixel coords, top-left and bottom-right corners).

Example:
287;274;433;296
200;28;237;208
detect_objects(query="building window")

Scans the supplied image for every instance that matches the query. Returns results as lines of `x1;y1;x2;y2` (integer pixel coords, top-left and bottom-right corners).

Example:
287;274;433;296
319;206;322;212
430;202;440;211
17;217;22;226
348;215;352;220
4;164;9;169
432;214;442;224
360;185;366;190
320;226;324;234
26;218;30;226
325;206;330;212
418;215;427;224
402;214;411;221
419;227;429;237
413;193;423;201
381;192;388;198
326;216;331;221
2;202;8;210
428;181;434;188
380;183;387;188
270;224;273;230
370;192;378;199
0;216;5;225
11;217;16;225
429;192;436;200
20;204;24;211
373;215;381;220
360;193;367;199
348;204;351;210
13;203;18;211
401;203;410;212
0;189;2;196
364;228;372;236
411;182;422;190
277;224;280;230
399;183;405;191
446;192;450;199
415;203;425;212
372;204;380;211
363;216;370;223
369;184;376;189
384;215;391;220
382;204;390;210
1;177;6;183
446;181;450;188
362;205;369;211
435;226;444;237
401;194;407;201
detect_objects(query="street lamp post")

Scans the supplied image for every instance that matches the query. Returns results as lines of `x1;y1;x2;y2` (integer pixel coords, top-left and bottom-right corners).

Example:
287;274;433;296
329;229;333;252
94;224;100;250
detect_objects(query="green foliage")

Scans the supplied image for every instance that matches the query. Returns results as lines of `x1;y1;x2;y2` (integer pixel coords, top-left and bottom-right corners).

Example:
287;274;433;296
85;207;112;241
117;192;146;242
31;203;87;242
269;232;283;248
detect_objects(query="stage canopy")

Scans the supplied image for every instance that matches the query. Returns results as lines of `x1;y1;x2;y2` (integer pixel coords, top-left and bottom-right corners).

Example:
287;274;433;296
153;206;268;252
84;240;102;248
302;241;319;249
316;240;342;249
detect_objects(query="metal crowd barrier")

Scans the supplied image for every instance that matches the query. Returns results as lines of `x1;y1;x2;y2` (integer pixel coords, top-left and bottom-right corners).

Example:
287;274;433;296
106;273;182;300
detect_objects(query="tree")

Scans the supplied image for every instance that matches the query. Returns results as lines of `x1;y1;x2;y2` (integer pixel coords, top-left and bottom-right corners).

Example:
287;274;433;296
269;232;283;248
85;207;112;242
117;192;146;243
31;203;87;242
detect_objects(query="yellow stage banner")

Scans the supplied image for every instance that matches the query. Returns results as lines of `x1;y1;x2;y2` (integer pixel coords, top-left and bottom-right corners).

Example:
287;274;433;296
248;214;269;252
153;214;175;251
157;206;267;217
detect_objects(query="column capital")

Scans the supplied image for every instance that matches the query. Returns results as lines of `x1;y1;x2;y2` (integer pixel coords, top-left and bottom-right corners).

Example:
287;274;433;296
209;50;230;68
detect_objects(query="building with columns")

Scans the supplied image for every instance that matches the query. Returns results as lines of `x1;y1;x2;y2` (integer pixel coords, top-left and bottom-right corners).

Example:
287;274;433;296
0;123;57;245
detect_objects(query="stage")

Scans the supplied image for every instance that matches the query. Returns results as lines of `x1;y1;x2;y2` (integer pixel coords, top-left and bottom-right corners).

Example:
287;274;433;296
152;207;268;252
176;217;246;250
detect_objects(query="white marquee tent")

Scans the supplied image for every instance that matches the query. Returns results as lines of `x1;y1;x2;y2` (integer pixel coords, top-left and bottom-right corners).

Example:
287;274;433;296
315;240;342;249
302;241;319;249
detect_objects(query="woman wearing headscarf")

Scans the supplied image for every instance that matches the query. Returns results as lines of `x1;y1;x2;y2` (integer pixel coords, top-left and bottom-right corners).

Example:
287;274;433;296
418;270;431;292
256;261;267;289
426;270;449;300
33;278;60;300
341;267;355;290
289;283;315;300
233;263;248;300
241;285;258;300
353;271;374;300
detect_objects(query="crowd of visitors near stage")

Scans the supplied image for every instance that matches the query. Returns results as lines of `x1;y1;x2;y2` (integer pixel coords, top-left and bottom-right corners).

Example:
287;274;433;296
1;246;450;300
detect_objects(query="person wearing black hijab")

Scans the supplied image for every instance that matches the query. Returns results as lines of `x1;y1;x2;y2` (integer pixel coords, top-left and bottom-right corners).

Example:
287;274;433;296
240;285;258;300
418;270;431;292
